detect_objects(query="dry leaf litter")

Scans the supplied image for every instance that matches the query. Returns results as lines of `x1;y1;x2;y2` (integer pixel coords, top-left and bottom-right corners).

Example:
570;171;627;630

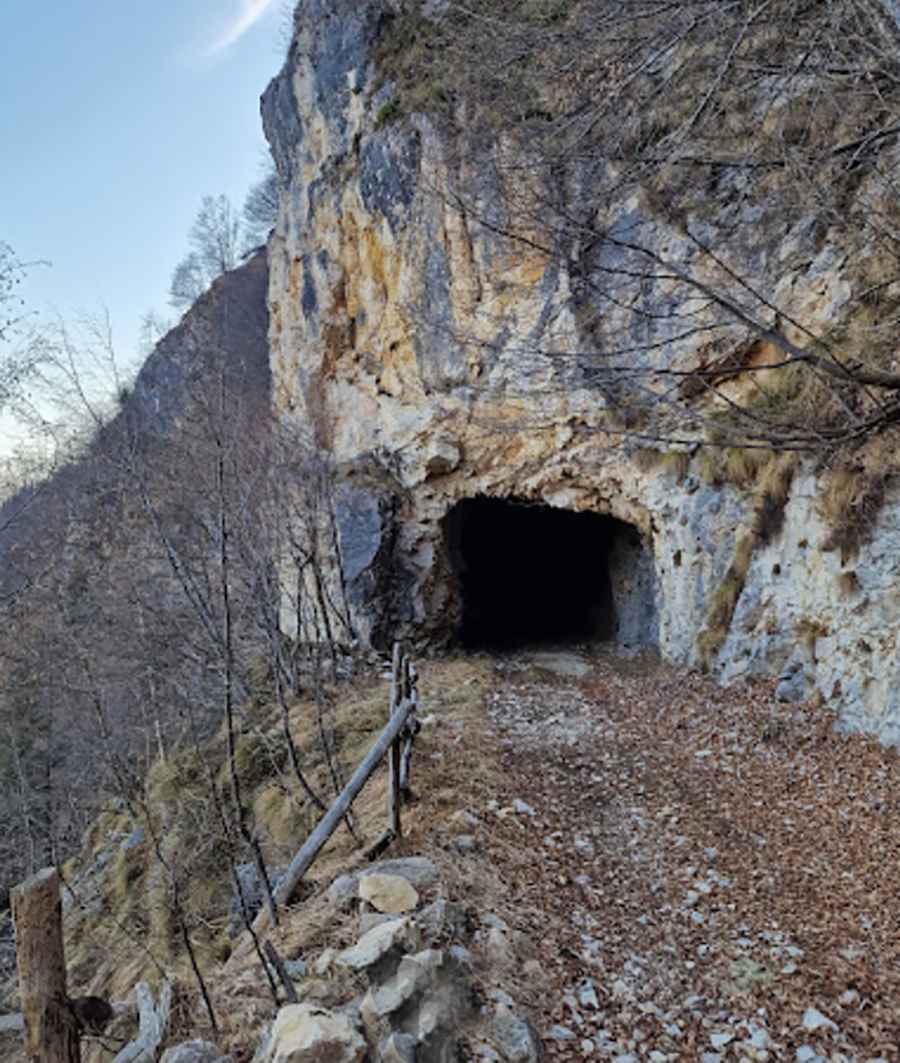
471;647;900;1062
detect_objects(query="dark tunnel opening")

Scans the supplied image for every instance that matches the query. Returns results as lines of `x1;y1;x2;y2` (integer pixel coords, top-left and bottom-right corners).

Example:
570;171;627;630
444;496;650;651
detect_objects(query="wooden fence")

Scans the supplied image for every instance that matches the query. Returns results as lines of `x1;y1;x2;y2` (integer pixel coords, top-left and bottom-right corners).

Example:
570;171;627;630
9;643;421;1056
257;641;420;926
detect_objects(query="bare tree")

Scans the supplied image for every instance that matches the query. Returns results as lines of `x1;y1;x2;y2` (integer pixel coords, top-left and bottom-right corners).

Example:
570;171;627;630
0;275;366;1022
242;163;280;250
138;310;172;356
169;196;242;310
0;242;49;420
169;253;208;311
0;242;27;346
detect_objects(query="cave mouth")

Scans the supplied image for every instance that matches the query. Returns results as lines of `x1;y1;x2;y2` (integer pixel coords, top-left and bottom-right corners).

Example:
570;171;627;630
444;496;649;651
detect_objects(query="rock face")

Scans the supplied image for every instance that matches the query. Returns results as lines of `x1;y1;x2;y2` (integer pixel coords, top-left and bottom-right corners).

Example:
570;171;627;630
132;250;270;435
263;0;900;742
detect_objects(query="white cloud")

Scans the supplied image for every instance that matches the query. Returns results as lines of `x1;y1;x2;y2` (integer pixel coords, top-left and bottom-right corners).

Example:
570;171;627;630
208;0;277;54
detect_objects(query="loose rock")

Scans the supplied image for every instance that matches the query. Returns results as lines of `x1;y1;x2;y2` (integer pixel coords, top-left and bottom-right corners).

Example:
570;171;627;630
359;873;420;914
160;1042;225;1063
336;918;419;977
264;1004;366;1063
328;858;439;906
380;1032;417;1063
418;898;467;942
492;1005;544;1062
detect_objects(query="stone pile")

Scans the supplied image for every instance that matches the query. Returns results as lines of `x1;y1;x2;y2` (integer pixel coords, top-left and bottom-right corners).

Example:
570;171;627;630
251;856;543;1063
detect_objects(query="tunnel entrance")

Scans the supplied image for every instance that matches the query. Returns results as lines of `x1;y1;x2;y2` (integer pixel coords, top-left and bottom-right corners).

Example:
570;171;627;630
444;497;658;651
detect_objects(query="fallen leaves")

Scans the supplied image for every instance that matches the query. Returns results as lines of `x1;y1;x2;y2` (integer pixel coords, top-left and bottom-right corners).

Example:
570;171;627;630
479;648;900;1060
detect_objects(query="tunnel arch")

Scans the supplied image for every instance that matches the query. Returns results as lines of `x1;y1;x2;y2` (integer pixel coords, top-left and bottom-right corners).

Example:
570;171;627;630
442;496;658;651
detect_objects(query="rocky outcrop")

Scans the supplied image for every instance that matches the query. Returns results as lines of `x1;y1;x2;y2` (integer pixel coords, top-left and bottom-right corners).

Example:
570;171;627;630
263;0;900;742
131;250;270;434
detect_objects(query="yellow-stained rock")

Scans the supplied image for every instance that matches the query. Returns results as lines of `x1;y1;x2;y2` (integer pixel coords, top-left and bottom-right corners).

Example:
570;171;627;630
358;874;419;914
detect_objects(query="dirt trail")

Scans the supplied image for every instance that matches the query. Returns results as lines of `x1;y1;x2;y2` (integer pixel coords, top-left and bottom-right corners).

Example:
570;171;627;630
477;647;900;1061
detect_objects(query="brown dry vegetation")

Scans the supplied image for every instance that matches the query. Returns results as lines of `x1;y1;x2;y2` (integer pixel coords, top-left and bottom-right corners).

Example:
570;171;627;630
4;647;900;1061
817;429;900;562
647;448;795;670
2;656;527;1061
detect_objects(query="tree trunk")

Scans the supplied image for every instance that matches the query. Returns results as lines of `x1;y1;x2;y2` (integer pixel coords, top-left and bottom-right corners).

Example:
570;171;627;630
11;867;80;1063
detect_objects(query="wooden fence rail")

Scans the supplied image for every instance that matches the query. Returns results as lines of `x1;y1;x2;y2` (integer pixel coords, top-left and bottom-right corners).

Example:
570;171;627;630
256;641;420;930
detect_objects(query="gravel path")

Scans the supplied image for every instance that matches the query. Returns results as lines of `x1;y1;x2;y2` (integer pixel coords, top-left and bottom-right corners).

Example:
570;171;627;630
480;647;900;1062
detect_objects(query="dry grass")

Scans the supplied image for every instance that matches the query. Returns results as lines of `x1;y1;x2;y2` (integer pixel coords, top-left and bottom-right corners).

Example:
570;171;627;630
817;432;899;562
696;531;756;670
837;569;859;596
696;446;769;489
632;446;664;472
660;450;692;483
752;452;795;544
794;616;831;663
373;11;455;124
696;452;796;668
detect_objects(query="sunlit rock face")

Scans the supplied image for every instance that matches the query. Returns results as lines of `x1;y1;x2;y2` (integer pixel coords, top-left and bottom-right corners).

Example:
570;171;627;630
263;0;900;742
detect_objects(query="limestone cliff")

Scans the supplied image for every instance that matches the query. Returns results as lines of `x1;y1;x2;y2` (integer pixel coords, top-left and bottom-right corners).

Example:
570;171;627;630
262;0;900;743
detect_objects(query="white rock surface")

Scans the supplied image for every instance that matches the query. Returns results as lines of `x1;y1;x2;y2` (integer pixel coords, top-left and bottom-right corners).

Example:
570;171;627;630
336;918;419;972
264;1005;366;1063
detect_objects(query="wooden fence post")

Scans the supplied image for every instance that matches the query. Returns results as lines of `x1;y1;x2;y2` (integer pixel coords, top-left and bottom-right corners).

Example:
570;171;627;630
387;642;403;839
399;661;419;797
11;867;81;1063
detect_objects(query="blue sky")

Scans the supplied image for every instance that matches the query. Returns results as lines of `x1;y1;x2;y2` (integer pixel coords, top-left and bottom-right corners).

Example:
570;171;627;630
1;1;285;379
